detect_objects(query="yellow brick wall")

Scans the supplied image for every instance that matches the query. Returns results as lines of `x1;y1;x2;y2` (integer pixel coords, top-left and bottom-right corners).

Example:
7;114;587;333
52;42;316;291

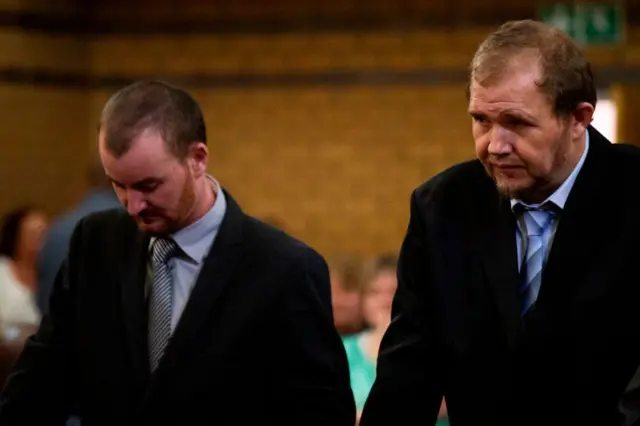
86;29;495;257
90;85;471;256
87;27;640;256
0;85;89;213
0;0;88;216
3;9;640;256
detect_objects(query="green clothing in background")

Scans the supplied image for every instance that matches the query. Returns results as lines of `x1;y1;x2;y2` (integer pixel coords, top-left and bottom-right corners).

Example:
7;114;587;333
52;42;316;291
342;333;449;426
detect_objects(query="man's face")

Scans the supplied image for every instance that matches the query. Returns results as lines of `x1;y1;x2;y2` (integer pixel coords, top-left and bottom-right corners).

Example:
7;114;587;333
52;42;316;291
99;129;198;236
469;59;573;202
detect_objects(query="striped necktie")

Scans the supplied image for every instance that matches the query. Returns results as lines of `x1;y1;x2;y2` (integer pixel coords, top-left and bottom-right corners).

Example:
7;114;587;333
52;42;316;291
519;206;556;316
148;238;177;372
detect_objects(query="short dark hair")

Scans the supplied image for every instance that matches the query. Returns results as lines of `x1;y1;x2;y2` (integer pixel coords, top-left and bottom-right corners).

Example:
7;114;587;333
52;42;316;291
468;19;597;116
0;206;36;259
99;80;207;158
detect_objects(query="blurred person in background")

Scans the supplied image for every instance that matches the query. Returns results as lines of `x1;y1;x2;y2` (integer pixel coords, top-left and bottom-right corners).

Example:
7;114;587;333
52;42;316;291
342;254;449;425
361;19;640;426
0;206;47;328
329;255;365;335
36;160;121;315
0;80;354;426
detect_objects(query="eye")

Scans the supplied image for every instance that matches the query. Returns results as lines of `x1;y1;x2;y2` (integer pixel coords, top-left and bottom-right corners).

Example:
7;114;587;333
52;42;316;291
507;117;531;127
472;114;489;124
132;178;162;193
139;182;158;193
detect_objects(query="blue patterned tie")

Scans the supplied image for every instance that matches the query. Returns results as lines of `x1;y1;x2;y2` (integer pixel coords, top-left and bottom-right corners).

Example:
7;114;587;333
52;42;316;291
520;207;555;316
148;238;177;372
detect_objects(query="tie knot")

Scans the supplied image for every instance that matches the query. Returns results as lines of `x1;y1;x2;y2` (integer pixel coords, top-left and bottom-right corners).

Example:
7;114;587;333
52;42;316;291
521;208;555;237
152;238;177;265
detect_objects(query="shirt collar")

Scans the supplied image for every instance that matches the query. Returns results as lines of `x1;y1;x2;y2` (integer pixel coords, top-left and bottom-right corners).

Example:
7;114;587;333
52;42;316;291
150;176;226;264
510;130;589;212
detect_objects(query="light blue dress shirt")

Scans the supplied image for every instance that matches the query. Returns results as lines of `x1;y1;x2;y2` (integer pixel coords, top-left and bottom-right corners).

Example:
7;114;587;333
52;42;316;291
148;179;227;331
511;131;590;271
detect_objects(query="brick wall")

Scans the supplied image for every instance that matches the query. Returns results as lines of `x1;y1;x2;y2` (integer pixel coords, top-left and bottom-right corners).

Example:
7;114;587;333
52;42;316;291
1;0;639;257
91;83;471;256
86;27;640;256
0;0;89;217
87;27;483;256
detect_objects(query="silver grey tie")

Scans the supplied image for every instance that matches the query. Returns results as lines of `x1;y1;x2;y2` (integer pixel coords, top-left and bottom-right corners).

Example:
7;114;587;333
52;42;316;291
148;238;177;372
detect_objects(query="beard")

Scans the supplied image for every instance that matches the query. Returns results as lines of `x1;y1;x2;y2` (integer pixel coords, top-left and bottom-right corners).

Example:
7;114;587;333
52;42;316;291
137;170;197;237
487;129;573;204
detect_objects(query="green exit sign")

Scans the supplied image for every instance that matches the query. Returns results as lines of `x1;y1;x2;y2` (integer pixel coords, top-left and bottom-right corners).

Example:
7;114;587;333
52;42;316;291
539;3;624;45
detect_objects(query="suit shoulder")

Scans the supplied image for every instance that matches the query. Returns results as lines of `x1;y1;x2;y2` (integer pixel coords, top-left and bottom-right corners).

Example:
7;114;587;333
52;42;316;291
413;159;492;207
242;217;326;266
610;143;640;171
74;208;136;241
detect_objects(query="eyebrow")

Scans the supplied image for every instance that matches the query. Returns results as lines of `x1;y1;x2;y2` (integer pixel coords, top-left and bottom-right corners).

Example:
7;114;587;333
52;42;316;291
468;109;536;123
108;176;159;188
500;109;536;121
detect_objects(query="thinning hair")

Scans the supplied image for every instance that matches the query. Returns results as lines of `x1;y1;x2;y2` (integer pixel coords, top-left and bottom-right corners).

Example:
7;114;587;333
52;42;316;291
468;19;597;116
99;80;207;158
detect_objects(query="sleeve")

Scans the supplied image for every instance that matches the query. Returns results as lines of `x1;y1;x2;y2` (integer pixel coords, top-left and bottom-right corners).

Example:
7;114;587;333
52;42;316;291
359;189;445;425
271;246;356;426
0;219;83;425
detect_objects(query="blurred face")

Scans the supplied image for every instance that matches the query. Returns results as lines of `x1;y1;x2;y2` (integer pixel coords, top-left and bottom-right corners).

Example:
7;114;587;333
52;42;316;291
99;128;208;236
16;211;48;260
362;269;397;330
330;273;362;333
470;57;593;203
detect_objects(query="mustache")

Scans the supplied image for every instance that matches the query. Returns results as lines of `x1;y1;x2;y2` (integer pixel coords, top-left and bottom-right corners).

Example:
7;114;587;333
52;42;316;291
136;209;162;219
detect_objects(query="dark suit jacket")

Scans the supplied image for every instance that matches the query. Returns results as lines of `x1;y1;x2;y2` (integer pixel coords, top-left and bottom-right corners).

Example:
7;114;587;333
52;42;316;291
0;191;355;426
360;127;640;426
621;367;640;425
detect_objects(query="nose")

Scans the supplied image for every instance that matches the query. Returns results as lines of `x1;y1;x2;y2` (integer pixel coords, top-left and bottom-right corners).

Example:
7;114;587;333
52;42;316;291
487;125;514;156
125;190;147;216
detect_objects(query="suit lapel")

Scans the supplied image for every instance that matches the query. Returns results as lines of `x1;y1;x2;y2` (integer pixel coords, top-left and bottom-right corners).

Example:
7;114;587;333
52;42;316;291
119;226;151;383
149;191;245;385
536;127;614;307
478;195;522;346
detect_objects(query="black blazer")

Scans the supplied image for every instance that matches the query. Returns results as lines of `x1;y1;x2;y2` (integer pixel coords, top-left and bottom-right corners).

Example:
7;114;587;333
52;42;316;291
0;191;355;426
360;127;640;426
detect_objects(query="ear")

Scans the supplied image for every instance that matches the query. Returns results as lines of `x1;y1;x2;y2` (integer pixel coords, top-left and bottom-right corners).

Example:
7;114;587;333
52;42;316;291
187;142;208;178
570;102;595;141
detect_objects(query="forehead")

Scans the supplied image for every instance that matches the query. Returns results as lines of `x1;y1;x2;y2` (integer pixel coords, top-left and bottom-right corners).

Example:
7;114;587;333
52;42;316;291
468;62;552;117
21;212;47;228
99;129;178;182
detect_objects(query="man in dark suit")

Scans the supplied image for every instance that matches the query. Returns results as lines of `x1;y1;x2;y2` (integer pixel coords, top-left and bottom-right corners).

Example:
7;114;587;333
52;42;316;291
37;159;121;317
360;20;640;426
0;80;355;425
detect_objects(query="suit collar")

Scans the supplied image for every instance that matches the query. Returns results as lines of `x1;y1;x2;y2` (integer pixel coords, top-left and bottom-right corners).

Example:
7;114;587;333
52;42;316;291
120;189;245;389
150;178;227;265
532;126;613;309
145;189;245;388
120;225;152;384
478;126;613;344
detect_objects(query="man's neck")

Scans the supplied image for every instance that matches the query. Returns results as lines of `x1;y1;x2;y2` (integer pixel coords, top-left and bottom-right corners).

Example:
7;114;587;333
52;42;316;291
186;179;217;226
523;135;586;204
